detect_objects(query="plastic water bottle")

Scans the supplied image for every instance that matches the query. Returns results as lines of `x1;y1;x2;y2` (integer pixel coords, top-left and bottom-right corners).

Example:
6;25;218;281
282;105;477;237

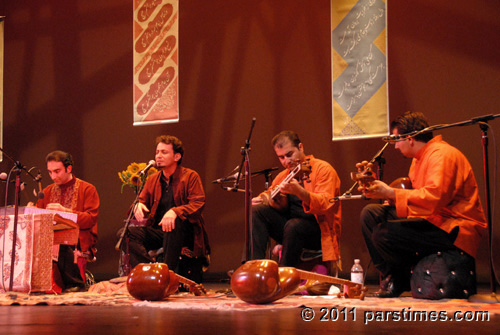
350;259;364;285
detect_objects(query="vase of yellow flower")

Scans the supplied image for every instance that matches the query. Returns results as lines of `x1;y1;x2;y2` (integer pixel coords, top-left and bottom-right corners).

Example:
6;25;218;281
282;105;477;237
118;162;158;194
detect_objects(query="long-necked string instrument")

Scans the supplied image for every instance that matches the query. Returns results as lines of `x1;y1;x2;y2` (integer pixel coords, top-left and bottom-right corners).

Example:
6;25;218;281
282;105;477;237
230;259;367;304
260;159;311;211
353;161;412;203
270;158;311;199
118;263;207;301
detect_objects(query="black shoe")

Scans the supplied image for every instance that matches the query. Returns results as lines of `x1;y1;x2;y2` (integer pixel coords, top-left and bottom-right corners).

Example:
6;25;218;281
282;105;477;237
378;274;392;290
63;286;86;293
373;286;404;298
373;275;405;298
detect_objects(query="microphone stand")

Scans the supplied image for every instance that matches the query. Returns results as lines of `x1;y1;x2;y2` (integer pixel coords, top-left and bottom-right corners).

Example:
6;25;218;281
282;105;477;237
373;143;388;182
0;147;40;291
264;170;273;189
115;174;148;275
9;162;22;291
337;142;389;200
214;167;277;189
467;116;500;303
230;118;256;262
373;143;388;204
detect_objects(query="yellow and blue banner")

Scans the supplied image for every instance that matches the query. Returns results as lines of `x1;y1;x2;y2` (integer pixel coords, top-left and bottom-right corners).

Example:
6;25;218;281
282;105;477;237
331;0;389;140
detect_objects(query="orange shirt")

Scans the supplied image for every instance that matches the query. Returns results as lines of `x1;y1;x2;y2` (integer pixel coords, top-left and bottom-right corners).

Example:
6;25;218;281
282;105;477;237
266;155;342;262
394;135;487;257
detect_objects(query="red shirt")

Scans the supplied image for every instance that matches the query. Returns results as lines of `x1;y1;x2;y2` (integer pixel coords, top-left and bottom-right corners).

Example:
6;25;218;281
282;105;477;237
139;166;209;258
37;177;99;252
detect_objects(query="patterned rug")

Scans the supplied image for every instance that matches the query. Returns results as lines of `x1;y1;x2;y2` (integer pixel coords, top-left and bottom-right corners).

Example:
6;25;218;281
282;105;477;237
1;281;500;315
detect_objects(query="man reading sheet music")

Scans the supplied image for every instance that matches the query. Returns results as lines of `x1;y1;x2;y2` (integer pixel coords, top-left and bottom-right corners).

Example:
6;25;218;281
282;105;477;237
34;151;99;292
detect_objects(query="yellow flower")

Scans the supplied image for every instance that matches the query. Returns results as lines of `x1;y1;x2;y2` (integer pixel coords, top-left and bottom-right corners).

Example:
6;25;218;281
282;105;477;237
128;163;141;174
146;167;157;178
130;173;141;186
119;162;158;193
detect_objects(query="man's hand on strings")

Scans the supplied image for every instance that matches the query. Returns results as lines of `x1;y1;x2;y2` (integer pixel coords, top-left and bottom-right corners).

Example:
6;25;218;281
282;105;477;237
279;179;310;205
279;179;303;196
252;196;264;206
46;203;72;213
360;180;395;200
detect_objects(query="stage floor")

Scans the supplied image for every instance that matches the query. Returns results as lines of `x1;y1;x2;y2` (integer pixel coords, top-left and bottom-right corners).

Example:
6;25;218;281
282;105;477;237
1;282;499;335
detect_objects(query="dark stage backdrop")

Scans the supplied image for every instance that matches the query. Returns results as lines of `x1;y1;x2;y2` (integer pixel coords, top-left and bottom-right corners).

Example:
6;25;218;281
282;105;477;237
1;0;499;283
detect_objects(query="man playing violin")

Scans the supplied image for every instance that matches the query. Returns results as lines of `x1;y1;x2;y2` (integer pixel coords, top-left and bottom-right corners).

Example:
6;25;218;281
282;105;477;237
358;111;487;298
251;131;341;271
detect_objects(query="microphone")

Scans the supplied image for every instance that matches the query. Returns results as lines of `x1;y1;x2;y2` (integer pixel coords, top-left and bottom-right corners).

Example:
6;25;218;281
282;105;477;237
381;134;402;141
213;166;278;183
382;129;420;142
330;194;367;202
212;172;240;184
253;167;279;176
139;160;156;175
35;170;45;199
224;187;245;192
0;172;27;194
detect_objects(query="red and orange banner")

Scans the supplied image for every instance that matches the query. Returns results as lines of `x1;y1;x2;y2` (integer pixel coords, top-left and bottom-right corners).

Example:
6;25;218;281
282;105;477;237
331;0;389;140
133;0;179;125
1;17;4;161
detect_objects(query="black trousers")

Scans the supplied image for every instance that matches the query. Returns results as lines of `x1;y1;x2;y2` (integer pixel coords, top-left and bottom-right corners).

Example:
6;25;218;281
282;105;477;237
119;218;193;272
251;203;321;267
360;203;459;287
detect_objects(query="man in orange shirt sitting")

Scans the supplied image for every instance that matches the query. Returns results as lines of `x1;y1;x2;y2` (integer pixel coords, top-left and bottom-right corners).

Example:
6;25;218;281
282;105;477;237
358;111;487;298
251;131;341;271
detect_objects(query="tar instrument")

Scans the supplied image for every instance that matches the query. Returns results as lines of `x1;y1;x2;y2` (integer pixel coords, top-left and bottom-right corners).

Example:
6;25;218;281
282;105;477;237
352;161;377;188
126;263;206;301
353;161;412;190
261;159;311;210
230;259;367;304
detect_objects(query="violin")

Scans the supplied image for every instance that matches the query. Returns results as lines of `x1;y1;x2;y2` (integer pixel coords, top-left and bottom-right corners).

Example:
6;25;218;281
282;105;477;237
126;263;207;301
230;259;367;304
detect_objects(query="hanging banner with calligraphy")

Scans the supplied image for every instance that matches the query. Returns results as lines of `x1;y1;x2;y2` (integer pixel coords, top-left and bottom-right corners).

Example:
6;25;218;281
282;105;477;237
133;0;179;126
331;0;389;140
